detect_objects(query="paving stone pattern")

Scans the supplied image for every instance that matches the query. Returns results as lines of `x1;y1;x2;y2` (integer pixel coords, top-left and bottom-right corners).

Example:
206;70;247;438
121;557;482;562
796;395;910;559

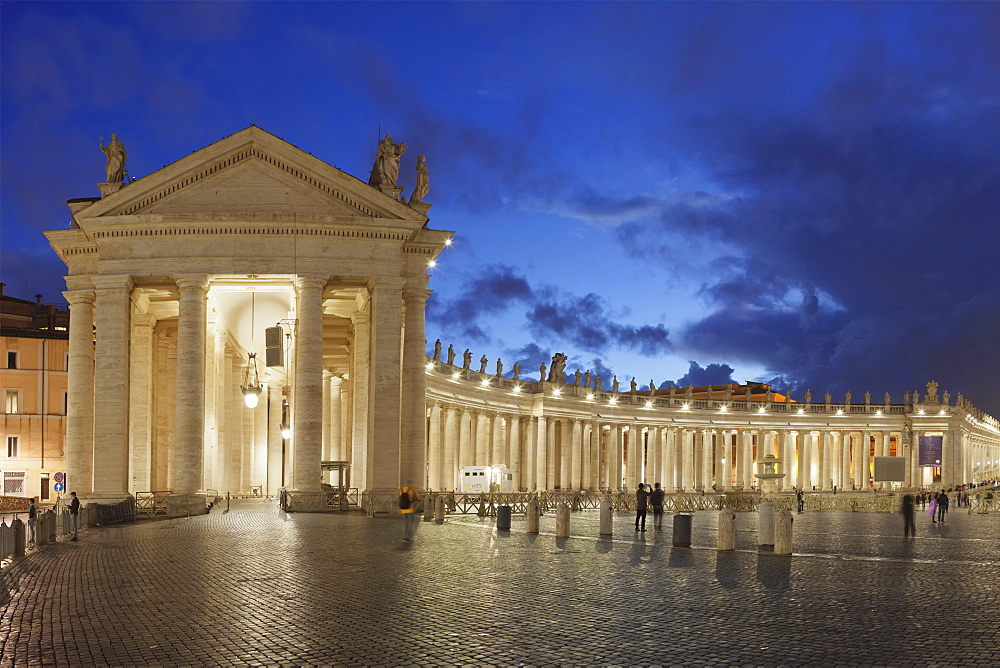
2;499;998;667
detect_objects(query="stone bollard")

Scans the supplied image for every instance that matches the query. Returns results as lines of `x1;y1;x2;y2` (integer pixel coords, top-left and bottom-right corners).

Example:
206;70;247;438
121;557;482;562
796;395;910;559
718;508;736;551
758;499;775;546
555;502;570;537
774;509;793;555
423;494;435;521
12;519;26;558
526;497;540;534
434;495;446;523
672;513;692;547
599;497;614;536
497;505;512;530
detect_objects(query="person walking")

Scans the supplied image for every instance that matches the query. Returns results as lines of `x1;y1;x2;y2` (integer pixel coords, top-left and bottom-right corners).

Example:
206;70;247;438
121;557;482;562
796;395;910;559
901;494;916;537
27;498;37;546
399;481;420;543
936;490;949;523
650;482;665;531
68;491;80;540
635;483;649;532
796;489;805;513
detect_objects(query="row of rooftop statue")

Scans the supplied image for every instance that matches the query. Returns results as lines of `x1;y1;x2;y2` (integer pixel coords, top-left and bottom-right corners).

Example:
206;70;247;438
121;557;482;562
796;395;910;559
97;132;429;204
431;342;967;409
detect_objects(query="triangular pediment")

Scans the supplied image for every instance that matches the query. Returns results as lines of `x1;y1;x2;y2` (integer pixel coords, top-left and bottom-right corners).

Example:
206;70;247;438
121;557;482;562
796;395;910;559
79;126;419;222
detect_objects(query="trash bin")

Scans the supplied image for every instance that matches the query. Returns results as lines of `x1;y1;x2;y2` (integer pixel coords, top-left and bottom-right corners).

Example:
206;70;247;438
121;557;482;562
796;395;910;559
672;513;692;547
497;505;512;530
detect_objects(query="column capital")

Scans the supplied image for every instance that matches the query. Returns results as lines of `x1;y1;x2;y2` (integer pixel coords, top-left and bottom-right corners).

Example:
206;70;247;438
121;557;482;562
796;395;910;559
91;274;134;291
295;275;328;291
368;276;406;293
63;289;95;305
174;273;209;291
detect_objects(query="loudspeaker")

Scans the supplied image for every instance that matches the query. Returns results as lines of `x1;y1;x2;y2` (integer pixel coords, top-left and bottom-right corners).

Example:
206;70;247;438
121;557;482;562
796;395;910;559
265;326;284;367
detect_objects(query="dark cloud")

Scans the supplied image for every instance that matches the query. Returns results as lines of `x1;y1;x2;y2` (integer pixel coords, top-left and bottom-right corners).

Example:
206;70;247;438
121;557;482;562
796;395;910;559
426;264;533;341
670;361;737;388
527;291;672;356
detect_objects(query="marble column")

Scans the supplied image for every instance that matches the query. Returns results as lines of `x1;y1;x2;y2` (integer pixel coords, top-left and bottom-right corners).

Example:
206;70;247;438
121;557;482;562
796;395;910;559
546;418;557;489
858;432;871;490
366;278;403;494
458;410;472;479
509;415;521;491
292;276;326;493
322;371;333;463
64;288;96;497
492;413;505;467
588;422;600;491
940;431;953;487
266;385;283;494
129;312;155;493
682;429;695;492
610;424;623;491
443;406;458;490
525;416;538;490
174;274;208;496
536;416;547;490
701;430;714;491
571;419;584;490
401;285;430;486
91;274;133;502
427;402;442;489
329;376;343;461
475;412;491;466
350;311;370;489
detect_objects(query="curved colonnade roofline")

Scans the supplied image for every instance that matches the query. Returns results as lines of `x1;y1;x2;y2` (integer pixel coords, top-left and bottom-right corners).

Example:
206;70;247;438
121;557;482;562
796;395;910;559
422;354;1000;495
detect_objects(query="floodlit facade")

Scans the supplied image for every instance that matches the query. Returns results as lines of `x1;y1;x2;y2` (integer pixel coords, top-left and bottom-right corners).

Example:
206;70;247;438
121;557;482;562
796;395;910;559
32;128;1000;513
1;288;70;501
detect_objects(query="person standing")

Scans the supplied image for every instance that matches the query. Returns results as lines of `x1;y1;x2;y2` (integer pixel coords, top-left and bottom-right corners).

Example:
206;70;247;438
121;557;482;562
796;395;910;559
901;494;916;537
27;498;37;546
796;489;805;513
399;481;420;543
635;483;650;532
936;490;949;523
650;482;665;531
68;491;80;540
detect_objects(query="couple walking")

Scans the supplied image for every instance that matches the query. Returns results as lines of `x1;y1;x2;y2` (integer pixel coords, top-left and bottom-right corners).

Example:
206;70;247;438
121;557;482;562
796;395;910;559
635;483;665;531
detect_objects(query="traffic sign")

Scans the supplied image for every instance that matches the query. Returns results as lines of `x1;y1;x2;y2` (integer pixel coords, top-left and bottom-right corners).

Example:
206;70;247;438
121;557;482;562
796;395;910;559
53;482;65;493
54;472;65;483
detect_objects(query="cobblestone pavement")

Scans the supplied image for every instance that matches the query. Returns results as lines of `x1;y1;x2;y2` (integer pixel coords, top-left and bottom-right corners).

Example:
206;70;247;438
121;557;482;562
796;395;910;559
2;499;998;667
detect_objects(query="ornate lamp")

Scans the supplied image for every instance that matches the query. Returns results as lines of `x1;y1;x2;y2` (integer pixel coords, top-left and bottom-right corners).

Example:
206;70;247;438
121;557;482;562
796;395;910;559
241;353;263;408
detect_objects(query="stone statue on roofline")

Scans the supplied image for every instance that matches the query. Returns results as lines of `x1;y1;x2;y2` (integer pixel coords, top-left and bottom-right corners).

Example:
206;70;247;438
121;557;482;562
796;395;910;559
650;379;656;394
495;358;503;378
410;154;429;204
547;353;567;383
765;387;773;402
612;376;619;393
686;384;694;401
724;385;732;401
539;363;547;380
479;355;488;374
884;392;891;406
912;389;920;404
584;370;592;388
942;391;950;405
574;369;582;386
432;339;442;361
706;386;714;401
447;344;456;365
630;378;637;394
368;134;407;188
844;390;851;406
100;134;127;183
745;387;752;403
512;362;521;380
594;375;602;391
903;391;910;405
462;349;472;370
864;391;871;405
824;391;832;405
926;380;939;403
669;384;676;400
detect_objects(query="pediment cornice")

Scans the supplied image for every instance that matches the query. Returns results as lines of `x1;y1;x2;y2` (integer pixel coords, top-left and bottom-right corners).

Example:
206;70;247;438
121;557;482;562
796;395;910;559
75;126;422;223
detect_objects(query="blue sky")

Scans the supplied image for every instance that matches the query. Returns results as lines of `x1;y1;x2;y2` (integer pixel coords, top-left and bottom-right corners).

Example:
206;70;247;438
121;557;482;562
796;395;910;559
2;2;998;414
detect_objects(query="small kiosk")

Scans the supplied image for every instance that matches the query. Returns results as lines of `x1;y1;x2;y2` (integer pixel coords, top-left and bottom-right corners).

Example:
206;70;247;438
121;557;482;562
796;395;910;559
459;466;514;493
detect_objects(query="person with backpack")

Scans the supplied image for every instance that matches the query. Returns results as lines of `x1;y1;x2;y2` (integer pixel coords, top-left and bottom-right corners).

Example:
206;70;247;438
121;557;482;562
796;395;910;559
399;481;420;543
650;483;665;531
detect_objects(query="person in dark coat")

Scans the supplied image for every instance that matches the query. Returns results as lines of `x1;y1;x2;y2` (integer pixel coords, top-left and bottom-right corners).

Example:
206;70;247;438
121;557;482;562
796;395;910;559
650;482;665;531
901;494;916;537
635;484;650;531
936;490;949;523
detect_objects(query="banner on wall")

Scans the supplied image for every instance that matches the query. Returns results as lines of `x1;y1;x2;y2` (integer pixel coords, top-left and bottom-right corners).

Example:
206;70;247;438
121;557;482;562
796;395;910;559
918;436;942;467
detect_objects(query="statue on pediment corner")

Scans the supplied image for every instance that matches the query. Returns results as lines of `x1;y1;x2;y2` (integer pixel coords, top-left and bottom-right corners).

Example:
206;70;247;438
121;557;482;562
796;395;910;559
410;154;429;204
368;134;407;188
100;134;127;183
